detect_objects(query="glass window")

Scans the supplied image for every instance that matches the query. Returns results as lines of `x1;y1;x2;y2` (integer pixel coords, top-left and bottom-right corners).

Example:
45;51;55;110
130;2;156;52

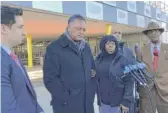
162;31;168;43
144;1;150;5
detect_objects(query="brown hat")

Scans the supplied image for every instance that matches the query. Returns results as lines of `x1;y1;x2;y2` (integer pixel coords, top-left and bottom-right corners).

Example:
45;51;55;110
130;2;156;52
142;22;164;35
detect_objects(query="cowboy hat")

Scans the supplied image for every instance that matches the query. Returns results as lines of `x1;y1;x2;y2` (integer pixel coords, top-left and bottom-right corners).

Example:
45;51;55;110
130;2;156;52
142;22;164;35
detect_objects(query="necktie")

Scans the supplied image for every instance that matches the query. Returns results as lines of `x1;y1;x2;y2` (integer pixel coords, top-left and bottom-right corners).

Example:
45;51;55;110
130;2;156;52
10;52;20;66
10;52;36;95
153;46;159;72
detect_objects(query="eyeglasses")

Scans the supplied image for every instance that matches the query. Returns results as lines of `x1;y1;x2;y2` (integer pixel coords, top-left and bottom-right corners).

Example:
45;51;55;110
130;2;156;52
75;27;86;32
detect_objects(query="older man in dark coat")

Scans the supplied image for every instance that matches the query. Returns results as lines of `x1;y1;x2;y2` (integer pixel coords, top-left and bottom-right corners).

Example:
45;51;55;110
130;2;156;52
43;14;96;113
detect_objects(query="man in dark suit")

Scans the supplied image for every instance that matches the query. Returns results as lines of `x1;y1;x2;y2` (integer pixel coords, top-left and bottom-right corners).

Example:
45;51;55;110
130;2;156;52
1;6;44;113
113;31;135;60
113;32;137;113
43;14;96;113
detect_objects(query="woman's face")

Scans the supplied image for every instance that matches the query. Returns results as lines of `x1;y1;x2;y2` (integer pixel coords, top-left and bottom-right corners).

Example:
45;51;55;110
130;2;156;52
105;41;116;54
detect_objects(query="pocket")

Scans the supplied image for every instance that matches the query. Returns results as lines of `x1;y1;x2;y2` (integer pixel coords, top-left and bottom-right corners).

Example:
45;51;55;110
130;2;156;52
51;90;70;105
52;100;67;113
63;90;70;102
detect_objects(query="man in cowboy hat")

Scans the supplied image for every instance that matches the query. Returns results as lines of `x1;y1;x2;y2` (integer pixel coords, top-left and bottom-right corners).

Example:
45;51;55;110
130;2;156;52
137;22;168;113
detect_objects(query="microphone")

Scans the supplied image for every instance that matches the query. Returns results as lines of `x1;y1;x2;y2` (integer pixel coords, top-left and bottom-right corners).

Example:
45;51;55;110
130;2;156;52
133;64;148;85
121;66;131;79
137;63;154;81
136;63;156;113
121;62;153;87
122;65;145;86
127;65;147;86
121;63;156;113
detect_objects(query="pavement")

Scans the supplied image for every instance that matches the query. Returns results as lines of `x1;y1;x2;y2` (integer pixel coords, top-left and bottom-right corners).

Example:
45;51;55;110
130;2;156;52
32;79;53;113
28;66;100;113
32;79;99;113
26;66;43;80
28;70;43;80
29;66;157;113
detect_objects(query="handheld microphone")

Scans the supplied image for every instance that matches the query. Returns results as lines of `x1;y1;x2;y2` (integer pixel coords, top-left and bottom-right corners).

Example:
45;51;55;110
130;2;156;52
137;63;154;81
122;65;143;86
121;65;132;79
127;65;147;86
134;64;148;85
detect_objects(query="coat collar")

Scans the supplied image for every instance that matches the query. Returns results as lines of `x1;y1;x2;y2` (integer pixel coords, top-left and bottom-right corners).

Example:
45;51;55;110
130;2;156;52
60;34;80;55
0;44;11;55
60;34;70;47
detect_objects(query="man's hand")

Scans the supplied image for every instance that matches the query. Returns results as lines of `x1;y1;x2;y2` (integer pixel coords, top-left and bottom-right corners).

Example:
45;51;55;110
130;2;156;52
91;69;96;77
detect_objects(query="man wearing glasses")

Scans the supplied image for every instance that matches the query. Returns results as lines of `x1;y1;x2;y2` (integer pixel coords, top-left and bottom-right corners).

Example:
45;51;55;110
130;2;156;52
43;14;96;113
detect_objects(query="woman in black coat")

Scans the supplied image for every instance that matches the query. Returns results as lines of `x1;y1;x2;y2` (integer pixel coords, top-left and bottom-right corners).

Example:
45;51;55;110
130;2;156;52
95;35;135;113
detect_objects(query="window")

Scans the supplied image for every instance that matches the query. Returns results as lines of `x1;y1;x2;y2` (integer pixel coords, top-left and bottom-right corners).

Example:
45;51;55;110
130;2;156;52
162;31;168;43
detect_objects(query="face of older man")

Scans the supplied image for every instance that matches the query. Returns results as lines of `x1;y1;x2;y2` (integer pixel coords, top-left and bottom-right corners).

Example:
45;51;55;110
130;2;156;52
147;29;161;43
67;19;86;42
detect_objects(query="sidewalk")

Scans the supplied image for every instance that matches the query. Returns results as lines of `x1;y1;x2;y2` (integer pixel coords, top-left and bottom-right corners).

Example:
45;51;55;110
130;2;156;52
25;65;43;80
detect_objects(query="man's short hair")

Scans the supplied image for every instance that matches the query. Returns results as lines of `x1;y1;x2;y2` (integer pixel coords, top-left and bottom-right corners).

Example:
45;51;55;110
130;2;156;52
1;5;23;25
68;14;86;24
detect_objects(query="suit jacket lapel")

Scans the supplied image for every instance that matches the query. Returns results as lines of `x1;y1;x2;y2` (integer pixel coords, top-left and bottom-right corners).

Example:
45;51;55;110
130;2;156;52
18;59;36;97
1;47;36;97
143;44;153;70
158;44;165;73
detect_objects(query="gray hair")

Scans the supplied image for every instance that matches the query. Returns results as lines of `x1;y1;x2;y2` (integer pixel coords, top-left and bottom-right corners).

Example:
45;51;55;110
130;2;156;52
68;14;86;24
